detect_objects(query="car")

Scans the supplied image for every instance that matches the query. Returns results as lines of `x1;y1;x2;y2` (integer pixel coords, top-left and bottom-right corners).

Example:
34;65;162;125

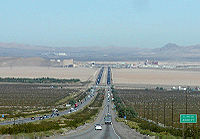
31;117;35;120
74;108;78;111
39;117;44;120
95;124;102;130
70;108;74;112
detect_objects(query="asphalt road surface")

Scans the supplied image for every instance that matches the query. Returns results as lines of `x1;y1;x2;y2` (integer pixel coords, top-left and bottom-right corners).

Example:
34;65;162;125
59;67;150;139
61;87;120;139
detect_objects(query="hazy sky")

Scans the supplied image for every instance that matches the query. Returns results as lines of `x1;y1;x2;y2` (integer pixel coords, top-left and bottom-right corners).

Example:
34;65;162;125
0;0;200;48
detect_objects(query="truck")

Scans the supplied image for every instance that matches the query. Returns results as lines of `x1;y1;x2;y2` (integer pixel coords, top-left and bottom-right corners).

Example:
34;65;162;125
104;114;112;124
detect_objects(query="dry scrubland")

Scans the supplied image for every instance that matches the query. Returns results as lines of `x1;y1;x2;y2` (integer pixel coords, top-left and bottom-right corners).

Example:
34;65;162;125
0;83;82;119
116;89;200;128
112;69;200;86
0;67;96;81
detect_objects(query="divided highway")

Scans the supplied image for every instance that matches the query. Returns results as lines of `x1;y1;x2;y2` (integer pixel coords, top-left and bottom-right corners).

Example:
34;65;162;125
63;67;120;139
0;68;104;126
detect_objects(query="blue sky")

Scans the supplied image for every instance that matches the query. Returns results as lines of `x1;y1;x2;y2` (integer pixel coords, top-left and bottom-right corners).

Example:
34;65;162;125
0;0;200;48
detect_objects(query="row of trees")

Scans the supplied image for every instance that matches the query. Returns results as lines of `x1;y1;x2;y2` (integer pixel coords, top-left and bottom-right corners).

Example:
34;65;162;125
0;77;80;83
112;88;137;119
0;121;60;134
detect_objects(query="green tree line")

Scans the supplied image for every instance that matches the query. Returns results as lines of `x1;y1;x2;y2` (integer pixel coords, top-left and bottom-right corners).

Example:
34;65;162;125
0;77;80;83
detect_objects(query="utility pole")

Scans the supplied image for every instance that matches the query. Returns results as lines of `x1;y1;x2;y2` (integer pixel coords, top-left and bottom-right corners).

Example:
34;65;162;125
140;101;142;117
164;102;166;126
151;102;154;121
186;90;188;114
156;99;159;124
144;102;146;118
185;90;188;129
157;106;159;124
147;102;150;119
172;97;174;127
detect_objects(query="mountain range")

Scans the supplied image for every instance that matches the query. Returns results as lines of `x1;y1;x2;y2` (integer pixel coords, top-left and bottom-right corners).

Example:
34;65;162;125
0;42;200;62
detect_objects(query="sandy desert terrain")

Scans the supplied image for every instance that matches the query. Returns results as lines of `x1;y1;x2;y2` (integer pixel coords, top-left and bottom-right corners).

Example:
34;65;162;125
112;68;200;86
0;67;97;82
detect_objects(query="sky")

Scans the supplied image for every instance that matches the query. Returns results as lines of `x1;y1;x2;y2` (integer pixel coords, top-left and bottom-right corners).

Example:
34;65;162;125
0;0;200;48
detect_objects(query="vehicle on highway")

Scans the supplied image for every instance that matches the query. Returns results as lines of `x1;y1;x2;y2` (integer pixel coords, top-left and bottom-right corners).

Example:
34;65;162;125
70;107;75;112
66;104;71;107
95;124;102;130
39;117;44;120
75;103;78;108
31;117;35;120
52;108;59;116
104;114;112;124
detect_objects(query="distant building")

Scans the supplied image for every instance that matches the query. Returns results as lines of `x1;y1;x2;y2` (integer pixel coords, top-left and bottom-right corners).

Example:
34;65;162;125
50;59;55;62
57;53;67;56
178;86;187;91
144;60;158;65
63;59;74;67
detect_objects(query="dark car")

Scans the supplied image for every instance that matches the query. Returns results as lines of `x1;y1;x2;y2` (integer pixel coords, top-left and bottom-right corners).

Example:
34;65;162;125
43;115;47;118
31;117;35;120
39;117;44;120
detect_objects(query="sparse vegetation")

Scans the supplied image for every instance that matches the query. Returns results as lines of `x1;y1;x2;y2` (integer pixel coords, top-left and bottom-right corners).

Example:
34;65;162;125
89;90;104;107
0;84;80;118
113;88;200;137
0;89;105;135
0;77;80;84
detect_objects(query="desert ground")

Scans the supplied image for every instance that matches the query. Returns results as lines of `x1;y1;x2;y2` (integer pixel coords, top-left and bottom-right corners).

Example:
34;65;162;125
0;67;97;82
112;68;200;87
1;66;200;87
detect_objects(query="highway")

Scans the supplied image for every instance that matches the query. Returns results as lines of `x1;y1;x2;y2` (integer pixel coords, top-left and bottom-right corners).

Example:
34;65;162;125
0;68;104;126
61;67;120;139
60;67;149;139
61;87;119;139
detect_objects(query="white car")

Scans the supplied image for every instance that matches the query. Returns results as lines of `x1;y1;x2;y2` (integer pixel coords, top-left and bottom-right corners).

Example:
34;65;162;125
95;124;102;130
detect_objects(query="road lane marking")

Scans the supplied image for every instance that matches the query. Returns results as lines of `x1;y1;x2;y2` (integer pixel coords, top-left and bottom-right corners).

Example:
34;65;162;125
111;120;121;139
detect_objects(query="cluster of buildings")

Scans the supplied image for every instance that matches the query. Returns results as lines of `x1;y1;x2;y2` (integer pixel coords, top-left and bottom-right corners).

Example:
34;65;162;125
171;86;200;91
79;60;160;69
144;60;158;65
49;59;74;67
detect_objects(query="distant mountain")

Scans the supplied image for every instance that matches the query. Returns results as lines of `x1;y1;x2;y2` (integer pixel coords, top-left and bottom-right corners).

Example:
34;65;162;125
0;42;200;62
158;43;180;51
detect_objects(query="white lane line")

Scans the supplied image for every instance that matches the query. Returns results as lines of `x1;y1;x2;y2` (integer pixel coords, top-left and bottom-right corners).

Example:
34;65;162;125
111;122;121;139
